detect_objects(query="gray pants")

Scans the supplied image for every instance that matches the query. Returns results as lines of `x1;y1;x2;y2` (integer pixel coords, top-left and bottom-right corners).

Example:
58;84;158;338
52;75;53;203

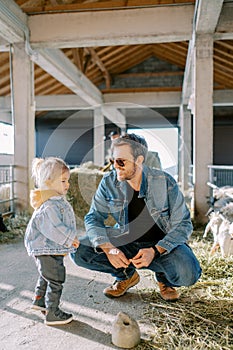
34;255;65;310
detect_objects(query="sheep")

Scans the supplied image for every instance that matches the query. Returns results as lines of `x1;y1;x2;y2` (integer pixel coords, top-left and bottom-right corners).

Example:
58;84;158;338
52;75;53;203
217;219;233;257
204;203;233;257
211;185;233;210
203;211;223;241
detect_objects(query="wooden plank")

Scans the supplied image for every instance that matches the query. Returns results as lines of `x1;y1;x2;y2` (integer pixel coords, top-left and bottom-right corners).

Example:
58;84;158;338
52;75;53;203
115;71;184;78
101;86;182;93
17;0;195;13
105;46;152;72
215;40;233;51
214;46;233;62
35;80;71;95
214;58;233;74
152;46;186;68
156;43;188;59
72;48;84;72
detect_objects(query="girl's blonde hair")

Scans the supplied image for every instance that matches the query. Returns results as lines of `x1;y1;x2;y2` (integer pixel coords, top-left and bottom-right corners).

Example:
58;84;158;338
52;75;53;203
32;157;70;188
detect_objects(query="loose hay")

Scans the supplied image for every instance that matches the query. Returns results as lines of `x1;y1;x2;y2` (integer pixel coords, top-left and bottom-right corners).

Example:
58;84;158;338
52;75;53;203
0;212;30;243
135;230;233;350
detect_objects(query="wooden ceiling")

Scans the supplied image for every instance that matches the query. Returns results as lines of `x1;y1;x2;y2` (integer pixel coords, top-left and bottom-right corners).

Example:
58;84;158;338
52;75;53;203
0;0;233;100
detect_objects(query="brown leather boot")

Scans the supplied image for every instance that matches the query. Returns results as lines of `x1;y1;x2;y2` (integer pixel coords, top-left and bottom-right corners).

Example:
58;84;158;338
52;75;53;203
103;271;140;298
158;282;179;302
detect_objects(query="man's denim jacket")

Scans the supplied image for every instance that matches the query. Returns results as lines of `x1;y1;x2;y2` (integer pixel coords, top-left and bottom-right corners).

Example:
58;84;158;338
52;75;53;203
84;166;192;253
25;196;77;257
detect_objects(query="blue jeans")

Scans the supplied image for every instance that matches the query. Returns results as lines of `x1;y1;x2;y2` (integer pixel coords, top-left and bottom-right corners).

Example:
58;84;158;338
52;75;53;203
70;242;202;287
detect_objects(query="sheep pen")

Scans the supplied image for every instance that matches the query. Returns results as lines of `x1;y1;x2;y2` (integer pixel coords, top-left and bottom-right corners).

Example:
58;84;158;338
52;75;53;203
0;166;232;349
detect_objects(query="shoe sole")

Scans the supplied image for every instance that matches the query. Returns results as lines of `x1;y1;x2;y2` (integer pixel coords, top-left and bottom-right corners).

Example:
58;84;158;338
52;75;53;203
160;295;179;302
45;315;73;326
31;305;47;312
103;274;140;298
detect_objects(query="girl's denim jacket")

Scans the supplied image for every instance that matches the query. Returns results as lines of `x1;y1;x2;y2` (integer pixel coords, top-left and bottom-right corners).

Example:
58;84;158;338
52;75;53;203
25;196;77;257
84;166;192;253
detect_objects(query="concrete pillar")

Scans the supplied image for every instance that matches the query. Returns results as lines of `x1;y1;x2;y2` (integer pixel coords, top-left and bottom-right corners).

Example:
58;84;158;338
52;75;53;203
178;104;192;195
93;107;105;166
193;34;213;222
13;44;35;211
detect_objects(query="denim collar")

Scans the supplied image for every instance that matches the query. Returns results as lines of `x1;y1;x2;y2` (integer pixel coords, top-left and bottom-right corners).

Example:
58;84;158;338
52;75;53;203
113;165;148;198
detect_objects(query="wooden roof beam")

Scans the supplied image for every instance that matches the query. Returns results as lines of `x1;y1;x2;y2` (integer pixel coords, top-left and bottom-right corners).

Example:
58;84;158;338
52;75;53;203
15;0;196;14
72;48;84;72
0;0;27;43
2;89;233;112
31;48;103;106
29;5;194;48
86;47;111;89
215;3;233;40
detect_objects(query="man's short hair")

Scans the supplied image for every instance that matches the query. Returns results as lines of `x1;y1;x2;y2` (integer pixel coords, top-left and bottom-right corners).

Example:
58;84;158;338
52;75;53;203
111;133;148;162
109;131;119;137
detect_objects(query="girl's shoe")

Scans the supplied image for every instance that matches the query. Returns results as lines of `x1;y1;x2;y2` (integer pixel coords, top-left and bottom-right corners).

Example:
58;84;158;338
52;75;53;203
45;309;73;326
31;296;46;312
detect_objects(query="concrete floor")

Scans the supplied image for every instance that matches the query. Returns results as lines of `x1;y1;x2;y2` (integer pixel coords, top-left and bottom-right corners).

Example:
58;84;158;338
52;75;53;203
0;239;159;350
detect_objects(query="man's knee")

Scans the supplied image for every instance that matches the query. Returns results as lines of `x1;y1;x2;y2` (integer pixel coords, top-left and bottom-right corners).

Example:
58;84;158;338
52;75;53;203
70;244;93;267
184;264;202;286
157;245;202;287
176;257;202;287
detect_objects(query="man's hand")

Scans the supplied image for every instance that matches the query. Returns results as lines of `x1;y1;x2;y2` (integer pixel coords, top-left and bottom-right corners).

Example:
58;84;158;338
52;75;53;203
129;248;155;268
101;246;130;269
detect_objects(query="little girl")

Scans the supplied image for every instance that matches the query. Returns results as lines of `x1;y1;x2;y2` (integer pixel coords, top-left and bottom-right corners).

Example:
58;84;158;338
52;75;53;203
25;157;79;326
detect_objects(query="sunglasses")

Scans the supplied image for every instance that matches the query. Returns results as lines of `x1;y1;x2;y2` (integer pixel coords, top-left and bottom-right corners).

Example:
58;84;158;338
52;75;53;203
110;158;126;167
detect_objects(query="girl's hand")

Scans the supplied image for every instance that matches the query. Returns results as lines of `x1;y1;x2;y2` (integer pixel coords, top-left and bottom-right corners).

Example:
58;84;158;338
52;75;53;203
72;239;80;248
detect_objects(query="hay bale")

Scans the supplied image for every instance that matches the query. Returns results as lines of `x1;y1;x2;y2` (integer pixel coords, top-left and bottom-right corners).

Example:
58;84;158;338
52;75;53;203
67;165;104;228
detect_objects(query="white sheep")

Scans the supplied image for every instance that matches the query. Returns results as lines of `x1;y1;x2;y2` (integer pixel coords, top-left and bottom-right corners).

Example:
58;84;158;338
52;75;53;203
216;219;233;257
203;211;223;241
212;186;233;210
204;205;233;257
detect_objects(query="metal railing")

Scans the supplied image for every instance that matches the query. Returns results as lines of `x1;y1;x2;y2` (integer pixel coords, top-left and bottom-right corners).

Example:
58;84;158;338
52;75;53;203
207;165;233;209
0;165;15;216
208;165;233;187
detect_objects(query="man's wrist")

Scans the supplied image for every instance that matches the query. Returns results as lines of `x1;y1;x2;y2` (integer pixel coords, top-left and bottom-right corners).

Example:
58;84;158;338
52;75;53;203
108;248;120;255
152;245;161;259
99;243;114;252
100;244;118;255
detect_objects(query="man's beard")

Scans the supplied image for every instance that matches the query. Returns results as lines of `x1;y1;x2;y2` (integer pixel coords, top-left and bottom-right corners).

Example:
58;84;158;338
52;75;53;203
117;164;137;181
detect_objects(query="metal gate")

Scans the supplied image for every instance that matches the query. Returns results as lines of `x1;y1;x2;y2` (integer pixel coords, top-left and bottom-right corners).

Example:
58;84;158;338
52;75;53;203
0;165;15;216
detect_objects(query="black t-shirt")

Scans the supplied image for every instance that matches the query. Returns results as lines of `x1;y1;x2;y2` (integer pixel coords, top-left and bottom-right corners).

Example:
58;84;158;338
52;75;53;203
127;183;165;243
